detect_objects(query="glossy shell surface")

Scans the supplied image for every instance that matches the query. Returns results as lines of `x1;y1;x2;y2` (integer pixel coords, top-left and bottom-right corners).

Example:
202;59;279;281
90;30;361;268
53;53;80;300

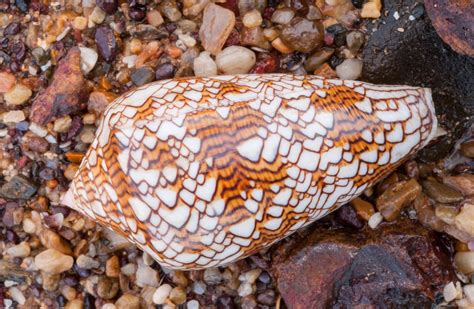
65;74;437;269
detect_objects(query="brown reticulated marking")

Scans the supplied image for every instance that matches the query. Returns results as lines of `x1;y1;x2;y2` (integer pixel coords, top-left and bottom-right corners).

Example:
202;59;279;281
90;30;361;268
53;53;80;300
69;74;437;269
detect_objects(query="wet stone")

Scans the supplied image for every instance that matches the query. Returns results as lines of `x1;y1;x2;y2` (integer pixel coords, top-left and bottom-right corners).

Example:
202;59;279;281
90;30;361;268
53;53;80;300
95;26;119;62
35;249;74;274
97;276;120;300
199;3;236;55
376;179;422;221
0;175;37;200
280;17;324;53
155;63;176;80
131;66;155;86
336;58;363;80
422;180;464;204
346;30;365;53
304;47;335;72
96;0;118;14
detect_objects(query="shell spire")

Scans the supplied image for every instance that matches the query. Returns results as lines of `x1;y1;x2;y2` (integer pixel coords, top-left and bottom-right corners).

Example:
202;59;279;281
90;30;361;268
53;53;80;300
63;74;437;269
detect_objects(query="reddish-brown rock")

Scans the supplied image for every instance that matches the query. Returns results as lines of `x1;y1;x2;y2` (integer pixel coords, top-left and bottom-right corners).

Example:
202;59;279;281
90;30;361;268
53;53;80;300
30;47;89;125
271;219;456;309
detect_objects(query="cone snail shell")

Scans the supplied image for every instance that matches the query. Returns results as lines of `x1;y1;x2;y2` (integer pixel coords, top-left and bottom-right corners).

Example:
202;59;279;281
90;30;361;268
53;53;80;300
62;74;438;269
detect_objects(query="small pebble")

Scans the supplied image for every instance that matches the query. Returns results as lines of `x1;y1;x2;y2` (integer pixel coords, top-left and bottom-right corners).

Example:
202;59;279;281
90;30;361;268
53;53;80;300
147;10;164;27
79;47;98;75
443;282;458;302
368;212;383;229
97;276;120;300
454;251;474;275
155;63;176;80
464;284;474;303
216;46;256;74
95;26;119;62
336;58;363;80
199;3;236;55
96;0;118;14
120;263;137;276
65;299;83;309
238;282;254;297
271;8;295;24
106;256;120;277
193;51;218;77
9;287;25;305
280;17;324;53
203;267;222;285
3;110;25;123
90;6;106;24
136;261;159;287
243;9;263;28
6;241;31;257
187;300;200;309
115;293;140;309
0;71;16;93
361;0;382;18
153;284;172;305
76;254;100;269
131;66;155;86
460;140;474;158
34;249;74;274
346;31;365;53
169;286;186;305
73;16;88;30
53;116;72;133
4;84;32;106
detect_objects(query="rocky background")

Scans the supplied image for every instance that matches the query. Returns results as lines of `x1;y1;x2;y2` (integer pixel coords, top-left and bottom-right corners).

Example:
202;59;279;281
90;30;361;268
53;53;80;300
0;0;473;308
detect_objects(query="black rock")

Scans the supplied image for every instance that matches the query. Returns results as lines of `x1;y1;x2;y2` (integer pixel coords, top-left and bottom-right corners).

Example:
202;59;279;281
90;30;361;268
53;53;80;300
361;0;474;161
0;175;37;200
94;26;119;62
155;63;176;80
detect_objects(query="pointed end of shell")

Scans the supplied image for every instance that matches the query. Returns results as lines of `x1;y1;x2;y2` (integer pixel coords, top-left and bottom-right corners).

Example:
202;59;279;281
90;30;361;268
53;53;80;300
422;87;439;145
61;188;75;209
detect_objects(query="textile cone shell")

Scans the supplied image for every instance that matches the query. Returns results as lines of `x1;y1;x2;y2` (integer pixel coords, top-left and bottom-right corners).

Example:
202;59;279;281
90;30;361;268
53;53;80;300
63;74;437;269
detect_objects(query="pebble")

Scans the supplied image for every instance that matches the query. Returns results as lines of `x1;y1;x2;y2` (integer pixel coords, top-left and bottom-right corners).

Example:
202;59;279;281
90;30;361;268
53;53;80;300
155;63;176;80
257;289;276;306
346;31;365;53
79;126;96;144
240;269;262;284
160;0;182;21
6;241;31;257
0;175;38;200
3;110;25;123
153;284;172;305
443;282;458;302
90;6;106;24
96;0;118;14
4;84;32;106
53;116;72;133
0;72;16;92
39;228;73;256
304;47;335;72
76;254;100;269
65;299;83;309
115;293;140;309
203;267;223;285
147;10;164;27
199;3;236;55
361;0;382;18
95;26;119;62
88;91;116;115
23;218;36;234
336;58;363;80
376;179;422;221
280;17;324;53
243;9;263;28
106;255;120;277
368;212;383;229
464;285;474;303
459;140;474;158
435;205;458;225
187;300;200;309
350;197;375;221
454;201;474;236
422;180;464;204
192;281;207;294
454;251;474;274
9;287;25;305
271;8;295;24
443;175;474;197
120;263;137;276
216;46;256;74
34;249;74;274
131;66;155;86
238;282;254;297
102;304;117;309
193;51;218;76
136;261;159;287
97;276;120;300
79;47;98;75
169;286;186;305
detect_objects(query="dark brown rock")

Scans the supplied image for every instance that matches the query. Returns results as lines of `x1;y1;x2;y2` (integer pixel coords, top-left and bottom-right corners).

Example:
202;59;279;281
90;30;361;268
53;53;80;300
280;17;324;53
271;220;456;309
30;48;89;125
424;0;474;57
422;179;464;204
376;179;422;221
